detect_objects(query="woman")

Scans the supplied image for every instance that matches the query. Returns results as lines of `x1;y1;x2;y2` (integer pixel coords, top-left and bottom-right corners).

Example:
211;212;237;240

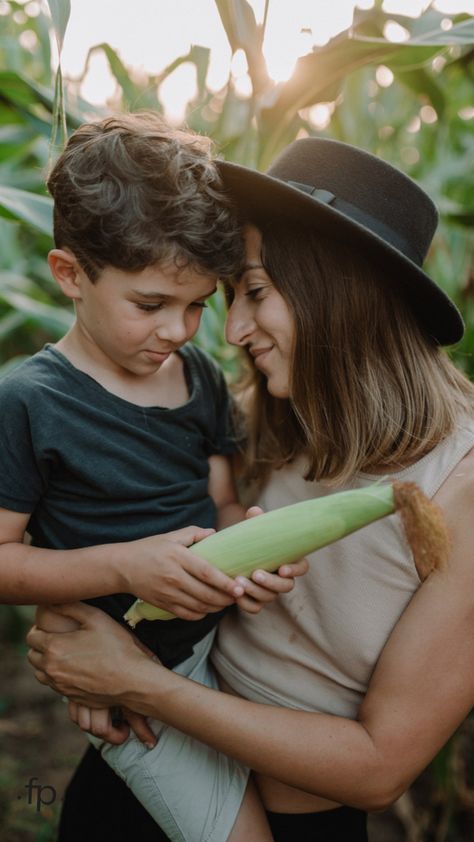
27;138;474;842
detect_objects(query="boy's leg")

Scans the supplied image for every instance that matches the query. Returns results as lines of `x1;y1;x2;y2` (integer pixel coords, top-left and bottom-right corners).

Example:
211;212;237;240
227;776;274;842
93;630;255;842
58;745;171;842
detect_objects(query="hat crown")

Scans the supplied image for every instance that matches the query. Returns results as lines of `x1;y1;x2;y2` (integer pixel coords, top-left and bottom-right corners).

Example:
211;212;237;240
267;138;438;267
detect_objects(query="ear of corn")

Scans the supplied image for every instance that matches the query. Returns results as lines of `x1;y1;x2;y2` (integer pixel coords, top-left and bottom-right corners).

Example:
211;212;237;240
124;481;449;626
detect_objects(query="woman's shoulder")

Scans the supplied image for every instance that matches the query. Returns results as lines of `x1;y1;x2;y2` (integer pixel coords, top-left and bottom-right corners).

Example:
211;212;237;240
434;445;474;579
435;444;474;507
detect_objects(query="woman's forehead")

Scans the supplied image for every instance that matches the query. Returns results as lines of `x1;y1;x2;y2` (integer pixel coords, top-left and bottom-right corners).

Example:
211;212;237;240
243;224;262;257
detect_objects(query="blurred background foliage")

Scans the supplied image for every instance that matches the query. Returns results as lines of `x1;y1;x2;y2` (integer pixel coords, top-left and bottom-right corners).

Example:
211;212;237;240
0;0;473;839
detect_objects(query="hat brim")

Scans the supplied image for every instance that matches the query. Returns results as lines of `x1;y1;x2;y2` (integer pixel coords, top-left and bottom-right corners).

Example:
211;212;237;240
217;160;464;346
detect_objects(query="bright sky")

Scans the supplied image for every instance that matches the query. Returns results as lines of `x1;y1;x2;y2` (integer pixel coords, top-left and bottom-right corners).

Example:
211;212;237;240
49;0;474;121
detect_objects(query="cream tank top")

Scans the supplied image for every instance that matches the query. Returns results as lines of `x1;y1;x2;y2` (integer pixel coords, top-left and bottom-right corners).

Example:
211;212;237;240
212;420;474;718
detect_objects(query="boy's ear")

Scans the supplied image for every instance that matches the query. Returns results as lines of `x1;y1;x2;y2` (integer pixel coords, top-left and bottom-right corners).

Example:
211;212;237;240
48;249;84;300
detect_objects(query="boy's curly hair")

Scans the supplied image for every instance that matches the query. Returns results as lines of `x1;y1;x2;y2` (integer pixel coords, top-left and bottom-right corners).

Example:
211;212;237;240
47;112;244;281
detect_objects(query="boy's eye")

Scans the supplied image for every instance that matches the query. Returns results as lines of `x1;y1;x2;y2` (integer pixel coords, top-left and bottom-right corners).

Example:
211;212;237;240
190;301;208;310
136;302;164;312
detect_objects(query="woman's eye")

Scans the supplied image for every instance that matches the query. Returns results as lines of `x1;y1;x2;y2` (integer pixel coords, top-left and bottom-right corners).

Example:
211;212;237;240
245;287;265;300
189;301;208;310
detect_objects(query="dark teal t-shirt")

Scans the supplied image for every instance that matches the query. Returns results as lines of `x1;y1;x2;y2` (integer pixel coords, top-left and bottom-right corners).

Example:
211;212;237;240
0;343;240;666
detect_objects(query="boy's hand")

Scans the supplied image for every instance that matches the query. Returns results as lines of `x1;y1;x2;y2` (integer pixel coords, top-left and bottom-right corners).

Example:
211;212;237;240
123;526;245;621
67;703;126;744
234;506;309;614
67;702;157;748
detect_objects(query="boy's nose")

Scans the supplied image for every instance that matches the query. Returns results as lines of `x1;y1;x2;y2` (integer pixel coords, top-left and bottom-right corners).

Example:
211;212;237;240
157;314;188;345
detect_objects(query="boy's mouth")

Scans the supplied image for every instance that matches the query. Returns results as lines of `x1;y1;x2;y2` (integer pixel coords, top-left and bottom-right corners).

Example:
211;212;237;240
144;350;172;364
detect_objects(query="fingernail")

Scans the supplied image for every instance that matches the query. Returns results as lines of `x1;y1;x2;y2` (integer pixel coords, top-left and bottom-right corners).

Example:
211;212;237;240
233;586;244;597
145;742;156;750
253;572;265;584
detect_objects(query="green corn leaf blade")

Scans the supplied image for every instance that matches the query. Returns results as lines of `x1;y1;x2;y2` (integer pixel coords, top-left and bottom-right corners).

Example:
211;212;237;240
214;0;260;55
45;0;71;53
0;310;28;341
258;15;473;169
0;271;43;295
353;18;474;59
91;43;145;108
0;70;56;114
394;67;446;119
50;63;68;152
0;185;53;236
44;2;72;154
214;0;268;93
0;289;73;335
0;71;85;133
189;45;211;98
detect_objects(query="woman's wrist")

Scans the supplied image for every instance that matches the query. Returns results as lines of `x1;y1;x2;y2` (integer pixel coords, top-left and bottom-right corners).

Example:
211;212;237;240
117;656;175;715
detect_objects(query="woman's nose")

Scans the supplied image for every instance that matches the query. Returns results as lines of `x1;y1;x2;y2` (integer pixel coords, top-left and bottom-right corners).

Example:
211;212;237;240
225;300;253;346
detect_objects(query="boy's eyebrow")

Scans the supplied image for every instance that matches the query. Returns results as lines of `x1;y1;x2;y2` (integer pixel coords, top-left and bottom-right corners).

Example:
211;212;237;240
131;286;217;299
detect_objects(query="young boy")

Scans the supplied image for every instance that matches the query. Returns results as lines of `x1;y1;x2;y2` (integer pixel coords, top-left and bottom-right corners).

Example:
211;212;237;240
0;114;297;841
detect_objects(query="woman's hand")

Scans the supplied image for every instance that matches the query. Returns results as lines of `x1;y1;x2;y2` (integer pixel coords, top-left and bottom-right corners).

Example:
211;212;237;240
235;506;309;614
27;602;154;707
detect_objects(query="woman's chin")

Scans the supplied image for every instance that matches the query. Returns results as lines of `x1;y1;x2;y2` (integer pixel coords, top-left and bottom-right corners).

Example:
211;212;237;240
266;377;290;400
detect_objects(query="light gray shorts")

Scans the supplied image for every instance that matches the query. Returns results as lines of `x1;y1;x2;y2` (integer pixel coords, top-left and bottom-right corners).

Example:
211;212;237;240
89;629;249;842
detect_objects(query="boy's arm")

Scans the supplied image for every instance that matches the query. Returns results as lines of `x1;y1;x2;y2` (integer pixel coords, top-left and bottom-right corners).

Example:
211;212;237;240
208;454;246;529
0;508;126;603
0;507;239;613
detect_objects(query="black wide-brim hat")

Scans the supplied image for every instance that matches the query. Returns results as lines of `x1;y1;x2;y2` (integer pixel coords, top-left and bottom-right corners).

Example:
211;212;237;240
217;138;464;346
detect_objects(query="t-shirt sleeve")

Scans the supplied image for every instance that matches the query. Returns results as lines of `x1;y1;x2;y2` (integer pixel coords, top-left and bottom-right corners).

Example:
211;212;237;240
0;376;47;512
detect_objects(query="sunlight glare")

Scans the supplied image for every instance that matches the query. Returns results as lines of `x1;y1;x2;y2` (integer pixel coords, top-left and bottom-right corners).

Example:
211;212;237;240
79;49;118;106
159;63;198;124
434;0;474;11
52;0;474;116
307;103;334;130
420;105;438;123
375;65;394;87
383;0;430;15
383;21;410;41
263;0;356;82
406;115;421;133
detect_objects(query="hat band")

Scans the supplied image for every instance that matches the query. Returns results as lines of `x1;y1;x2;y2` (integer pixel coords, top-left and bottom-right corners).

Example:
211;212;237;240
286;179;424;266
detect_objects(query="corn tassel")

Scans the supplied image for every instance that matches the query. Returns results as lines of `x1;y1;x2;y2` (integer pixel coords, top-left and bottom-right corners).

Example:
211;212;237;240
124;481;449;626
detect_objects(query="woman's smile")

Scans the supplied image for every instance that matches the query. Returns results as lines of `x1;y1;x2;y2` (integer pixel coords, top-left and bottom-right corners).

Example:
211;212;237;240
225;225;295;399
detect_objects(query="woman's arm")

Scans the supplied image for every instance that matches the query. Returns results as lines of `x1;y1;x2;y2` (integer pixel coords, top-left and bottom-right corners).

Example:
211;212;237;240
26;454;474;810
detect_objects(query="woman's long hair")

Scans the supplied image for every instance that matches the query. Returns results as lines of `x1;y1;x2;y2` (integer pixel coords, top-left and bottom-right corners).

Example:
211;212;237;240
236;223;474;487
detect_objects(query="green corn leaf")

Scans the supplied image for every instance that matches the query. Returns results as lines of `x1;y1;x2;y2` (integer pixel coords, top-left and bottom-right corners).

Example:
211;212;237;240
0;289;73;335
0;185;53;236
214;0;260;55
45;0;71;53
